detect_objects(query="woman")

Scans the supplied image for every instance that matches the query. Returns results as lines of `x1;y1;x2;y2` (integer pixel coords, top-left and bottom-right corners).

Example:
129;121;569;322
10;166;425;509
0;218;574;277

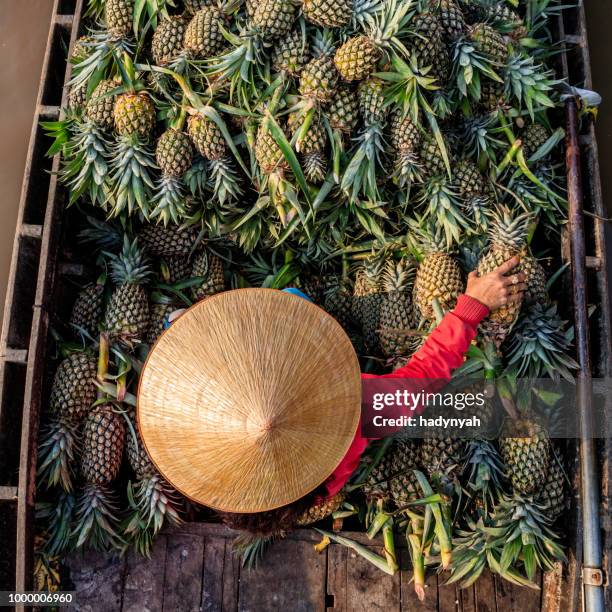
137;257;525;536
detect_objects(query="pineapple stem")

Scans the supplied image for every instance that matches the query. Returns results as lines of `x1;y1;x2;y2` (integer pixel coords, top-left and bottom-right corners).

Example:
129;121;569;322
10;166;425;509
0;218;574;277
97;333;109;399
407;532;426;601
496;140;522;177
382;519;399;573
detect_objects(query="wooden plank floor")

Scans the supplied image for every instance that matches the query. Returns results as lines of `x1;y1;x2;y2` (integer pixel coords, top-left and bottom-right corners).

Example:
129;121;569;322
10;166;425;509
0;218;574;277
64;523;544;612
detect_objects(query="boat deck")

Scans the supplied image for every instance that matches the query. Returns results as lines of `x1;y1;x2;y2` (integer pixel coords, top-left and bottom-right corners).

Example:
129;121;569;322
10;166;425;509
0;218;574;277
64;522;556;612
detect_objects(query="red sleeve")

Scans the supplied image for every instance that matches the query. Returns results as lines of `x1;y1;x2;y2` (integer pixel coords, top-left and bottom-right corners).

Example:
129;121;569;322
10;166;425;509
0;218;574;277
324;295;489;498
362;294;489;381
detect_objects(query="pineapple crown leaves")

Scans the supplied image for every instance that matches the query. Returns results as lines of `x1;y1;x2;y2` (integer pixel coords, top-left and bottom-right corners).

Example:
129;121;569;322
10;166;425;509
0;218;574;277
105;236;152;286
485;205;533;250
505;302;579;383
36;492;78;557
349;0;386;31
407;215;456;257
362;0;416;54
381;256;417;292
504;53;561;119
451;39;503;100
311;28;336;58
232;533;276;569
418;175;472;247
79;216;125;252
492;494;567;579
462;439;506;501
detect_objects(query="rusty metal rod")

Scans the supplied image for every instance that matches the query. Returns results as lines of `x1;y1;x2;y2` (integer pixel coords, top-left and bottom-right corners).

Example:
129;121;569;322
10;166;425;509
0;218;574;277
565;97;605;612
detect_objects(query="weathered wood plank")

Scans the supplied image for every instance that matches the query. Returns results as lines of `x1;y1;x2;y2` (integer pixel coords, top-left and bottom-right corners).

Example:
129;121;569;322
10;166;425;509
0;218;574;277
460;583;476;612
201;537;225;611
474;570;496;612
541;564;563;612
399;549;436;611
344;545;400;611
327;544;347;611
122;535;167;612
162;534;205;612
222;539;240;611
64;550;125;612
238;538;326;611
438;571;459;612
494;572;541;612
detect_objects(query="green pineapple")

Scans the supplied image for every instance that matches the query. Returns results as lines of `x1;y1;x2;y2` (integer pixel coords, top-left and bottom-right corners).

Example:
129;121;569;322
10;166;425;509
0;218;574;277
469;23;509;65
324;277;354;332
476;206;532;347
188;114;226;160
378;258;417;358
152;16;187;65
272;30;309;75
184;7;225;59
419;135;449;179
152;128;194;224
437;0;466;40
255;122;288;174
454;159;487;198
299;55;339;103
537;454;565;520
352;254;387;354
409;13;450;82
522;123;550;159
413;224;464;322
479;79;505;111
49;353;98;421
105;0;133;39
302;0;352;28
420;436;466;480
333;0;413;81
74;404;125;551
146;300;177;345
389;110;421;185
250;0;297;38
139;224;199;257
113;92;156;138
327;86;359;134
70;281;105;337
499;420;550;496
85;79;117;130
104;237;151;345
190;249;225;300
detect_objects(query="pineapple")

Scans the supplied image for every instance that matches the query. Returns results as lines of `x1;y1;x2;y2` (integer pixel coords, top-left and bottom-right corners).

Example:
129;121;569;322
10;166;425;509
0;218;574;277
288;113;328;182
184;0;211;14
151;16;187;65
302;0;352;28
250;0;297;38
499;420;550;496
188;114;226;160
295;492;345;526
160;254;191;284
419;135;449;179
476;206;531;347
421;436;466;479
190;249;225;300
327;86;359;134
479;79;505;111
81;405;126;485
152;128;194;224
146;301;177;345
299;55;339;104
522;123;550;159
358;77;386;125
113;92;156;138
105;0;133;39
272;30;309;75
184;7;225;59
378;258;417;358
70;281;105;337
85;79;117;130
454;159;487;198
324;279;354;332
352;254;387;354
104;237;151;344
522;256;549;306
437;0;466;41
333;0;413;81
49;353;98;421
156;128;194;177
139;223;199;257
389;110;421;185
408;13;450;82
537;454;565;520
469;23;509;65
67;84;87;111
413;226;464;323
74;404;125;551
255;122;288;174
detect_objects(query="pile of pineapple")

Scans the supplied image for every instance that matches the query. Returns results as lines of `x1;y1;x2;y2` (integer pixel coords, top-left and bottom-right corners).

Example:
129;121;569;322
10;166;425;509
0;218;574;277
36;0;579;597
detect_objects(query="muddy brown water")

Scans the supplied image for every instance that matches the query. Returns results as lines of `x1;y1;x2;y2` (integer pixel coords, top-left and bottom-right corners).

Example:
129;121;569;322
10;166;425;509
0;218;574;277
0;3;610;326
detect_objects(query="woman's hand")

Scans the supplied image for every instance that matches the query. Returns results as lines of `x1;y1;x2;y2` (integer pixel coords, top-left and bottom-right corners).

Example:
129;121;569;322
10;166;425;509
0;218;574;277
465;256;526;311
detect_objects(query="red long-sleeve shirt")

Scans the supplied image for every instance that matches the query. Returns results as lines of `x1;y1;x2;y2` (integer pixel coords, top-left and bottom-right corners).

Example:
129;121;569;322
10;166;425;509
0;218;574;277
324;294;489;497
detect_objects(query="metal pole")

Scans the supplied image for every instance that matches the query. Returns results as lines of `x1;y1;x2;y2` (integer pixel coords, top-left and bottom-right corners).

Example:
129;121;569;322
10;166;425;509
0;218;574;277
565;97;605;612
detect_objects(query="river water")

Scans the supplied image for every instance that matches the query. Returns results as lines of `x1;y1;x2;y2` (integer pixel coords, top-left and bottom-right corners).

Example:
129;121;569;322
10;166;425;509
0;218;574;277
0;2;610;324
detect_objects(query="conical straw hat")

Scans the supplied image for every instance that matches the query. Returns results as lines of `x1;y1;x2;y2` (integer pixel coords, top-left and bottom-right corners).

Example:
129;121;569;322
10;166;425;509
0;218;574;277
137;288;361;513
